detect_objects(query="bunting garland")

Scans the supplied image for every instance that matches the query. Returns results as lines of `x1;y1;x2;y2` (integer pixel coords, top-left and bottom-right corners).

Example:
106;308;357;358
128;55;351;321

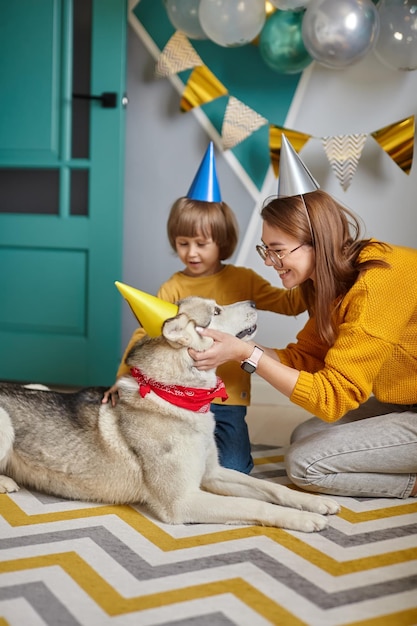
371;115;415;176
180;65;228;113
321;134;368;191
222;97;268;150
154;31;203;78
156;31;415;191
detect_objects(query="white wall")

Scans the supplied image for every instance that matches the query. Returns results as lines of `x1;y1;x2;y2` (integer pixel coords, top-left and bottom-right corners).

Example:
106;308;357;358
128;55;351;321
122;22;417;365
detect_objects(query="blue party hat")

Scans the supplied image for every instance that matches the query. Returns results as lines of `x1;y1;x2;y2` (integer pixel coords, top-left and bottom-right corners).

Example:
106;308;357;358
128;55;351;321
186;142;222;202
278;134;320;197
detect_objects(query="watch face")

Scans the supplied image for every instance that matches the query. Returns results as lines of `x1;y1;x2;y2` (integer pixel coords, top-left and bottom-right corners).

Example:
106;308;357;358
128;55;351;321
241;361;256;374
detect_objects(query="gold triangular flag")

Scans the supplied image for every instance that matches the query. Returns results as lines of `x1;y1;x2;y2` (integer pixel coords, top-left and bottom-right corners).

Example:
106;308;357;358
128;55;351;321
269;126;312;177
180;66;228;113
155;31;203;79
371;115;414;175
321;133;367;191
221;96;268;150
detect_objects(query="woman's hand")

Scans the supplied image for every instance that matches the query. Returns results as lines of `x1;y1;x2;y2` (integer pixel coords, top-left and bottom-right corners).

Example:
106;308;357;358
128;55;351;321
189;328;253;371
102;382;119;406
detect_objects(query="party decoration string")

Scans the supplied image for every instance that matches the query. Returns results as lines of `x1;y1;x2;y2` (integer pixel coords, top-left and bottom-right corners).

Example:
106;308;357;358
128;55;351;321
154;29;414;191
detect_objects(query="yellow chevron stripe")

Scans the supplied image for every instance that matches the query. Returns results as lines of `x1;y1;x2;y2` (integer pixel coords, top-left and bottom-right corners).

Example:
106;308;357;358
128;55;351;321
0;618;10;626
0;552;307;625
344;607;417;626
254;455;284;465
1;497;416;576
339;501;417;522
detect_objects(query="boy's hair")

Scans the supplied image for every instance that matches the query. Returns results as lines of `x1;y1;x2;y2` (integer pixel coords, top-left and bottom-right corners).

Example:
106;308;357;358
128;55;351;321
167;197;239;261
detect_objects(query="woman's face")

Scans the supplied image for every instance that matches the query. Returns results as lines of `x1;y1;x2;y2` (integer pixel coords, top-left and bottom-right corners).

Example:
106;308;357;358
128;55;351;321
260;222;316;288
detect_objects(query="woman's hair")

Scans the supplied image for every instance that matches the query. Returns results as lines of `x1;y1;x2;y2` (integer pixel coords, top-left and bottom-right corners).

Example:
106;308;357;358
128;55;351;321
261;189;390;345
167;197;239;261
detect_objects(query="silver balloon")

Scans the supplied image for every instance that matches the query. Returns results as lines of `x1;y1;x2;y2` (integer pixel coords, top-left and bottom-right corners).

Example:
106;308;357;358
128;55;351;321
302;0;380;69
165;0;207;40
199;0;266;47
270;0;311;10
374;0;417;71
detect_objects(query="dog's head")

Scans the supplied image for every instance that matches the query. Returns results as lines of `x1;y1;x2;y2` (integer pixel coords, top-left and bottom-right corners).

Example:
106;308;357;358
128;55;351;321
124;297;258;388
161;297;257;350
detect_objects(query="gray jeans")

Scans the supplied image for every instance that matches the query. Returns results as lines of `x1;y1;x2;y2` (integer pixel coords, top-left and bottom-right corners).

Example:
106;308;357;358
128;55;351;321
285;397;417;498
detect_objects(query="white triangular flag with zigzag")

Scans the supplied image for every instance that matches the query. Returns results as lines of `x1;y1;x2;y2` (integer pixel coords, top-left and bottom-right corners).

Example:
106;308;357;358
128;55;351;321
221;96;268;150
155;31;203;79
321;134;368;191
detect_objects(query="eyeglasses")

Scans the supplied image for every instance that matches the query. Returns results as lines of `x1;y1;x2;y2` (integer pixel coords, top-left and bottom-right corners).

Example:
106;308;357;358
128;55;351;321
256;242;305;268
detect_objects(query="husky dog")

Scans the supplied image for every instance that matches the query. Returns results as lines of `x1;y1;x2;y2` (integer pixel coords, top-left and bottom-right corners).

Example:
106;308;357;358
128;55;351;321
0;296;339;532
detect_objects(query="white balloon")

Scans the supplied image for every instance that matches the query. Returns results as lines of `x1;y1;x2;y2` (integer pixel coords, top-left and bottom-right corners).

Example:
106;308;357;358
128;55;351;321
199;0;266;47
302;0;380;69
374;0;417;71
269;0;311;10
165;0;207;40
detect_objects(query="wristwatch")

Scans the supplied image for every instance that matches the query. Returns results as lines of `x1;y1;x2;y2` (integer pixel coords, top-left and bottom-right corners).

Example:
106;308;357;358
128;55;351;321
240;346;264;374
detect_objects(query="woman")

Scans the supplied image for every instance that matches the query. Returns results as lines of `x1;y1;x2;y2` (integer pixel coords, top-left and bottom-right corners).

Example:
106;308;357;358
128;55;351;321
189;187;417;499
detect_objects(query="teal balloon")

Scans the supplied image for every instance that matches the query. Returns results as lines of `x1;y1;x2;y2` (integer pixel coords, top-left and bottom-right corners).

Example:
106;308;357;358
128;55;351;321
259;10;312;74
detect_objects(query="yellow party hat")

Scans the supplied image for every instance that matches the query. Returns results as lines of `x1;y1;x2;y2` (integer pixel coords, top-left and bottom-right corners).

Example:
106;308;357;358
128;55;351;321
115;282;179;337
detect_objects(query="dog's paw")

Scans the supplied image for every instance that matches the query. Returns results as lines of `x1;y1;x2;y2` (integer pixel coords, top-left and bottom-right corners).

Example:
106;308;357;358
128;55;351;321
288;491;340;516
0;476;20;493
284;511;329;533
312;496;341;516
23;383;50;391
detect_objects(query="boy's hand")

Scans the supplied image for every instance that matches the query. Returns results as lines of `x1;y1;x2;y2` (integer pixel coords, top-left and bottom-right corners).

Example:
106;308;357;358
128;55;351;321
102;383;119;406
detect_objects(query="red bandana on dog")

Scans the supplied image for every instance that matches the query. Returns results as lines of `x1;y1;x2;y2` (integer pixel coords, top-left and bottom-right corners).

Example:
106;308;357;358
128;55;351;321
130;367;228;413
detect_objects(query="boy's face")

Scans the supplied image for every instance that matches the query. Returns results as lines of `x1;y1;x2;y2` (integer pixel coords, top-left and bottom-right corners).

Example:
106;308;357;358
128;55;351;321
175;233;222;277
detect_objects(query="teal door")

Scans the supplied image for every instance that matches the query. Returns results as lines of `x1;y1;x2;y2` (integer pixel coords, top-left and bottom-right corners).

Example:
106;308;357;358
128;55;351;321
0;0;127;386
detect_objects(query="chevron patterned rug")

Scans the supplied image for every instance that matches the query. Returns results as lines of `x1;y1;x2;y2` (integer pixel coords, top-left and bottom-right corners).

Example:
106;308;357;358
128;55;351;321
1;443;416;626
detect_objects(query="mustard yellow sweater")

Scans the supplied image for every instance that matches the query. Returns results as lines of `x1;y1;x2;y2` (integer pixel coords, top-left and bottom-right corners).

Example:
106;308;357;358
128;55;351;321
276;242;417;422
117;264;306;405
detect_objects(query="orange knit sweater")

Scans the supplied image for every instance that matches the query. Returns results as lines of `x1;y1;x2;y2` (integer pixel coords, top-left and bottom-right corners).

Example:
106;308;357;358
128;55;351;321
276;241;417;422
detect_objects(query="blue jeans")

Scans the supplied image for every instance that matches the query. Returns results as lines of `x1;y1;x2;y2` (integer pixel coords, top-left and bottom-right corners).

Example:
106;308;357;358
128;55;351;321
285;397;417;498
211;404;254;474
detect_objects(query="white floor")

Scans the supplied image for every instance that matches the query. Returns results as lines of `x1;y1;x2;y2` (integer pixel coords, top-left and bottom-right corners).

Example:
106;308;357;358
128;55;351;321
247;403;311;447
247;376;312;446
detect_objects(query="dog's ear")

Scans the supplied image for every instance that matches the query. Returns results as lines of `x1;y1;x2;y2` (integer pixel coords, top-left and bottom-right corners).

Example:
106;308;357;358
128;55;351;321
176;297;214;328
163;313;213;349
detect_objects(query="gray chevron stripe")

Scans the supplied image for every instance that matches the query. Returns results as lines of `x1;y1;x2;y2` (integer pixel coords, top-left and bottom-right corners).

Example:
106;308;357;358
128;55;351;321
167;615;237;626
3;518;417;552
1;528;415;609
322;523;417;546
0;582;79;626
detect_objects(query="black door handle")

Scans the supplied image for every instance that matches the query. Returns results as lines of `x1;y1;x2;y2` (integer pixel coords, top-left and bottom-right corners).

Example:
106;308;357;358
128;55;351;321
72;92;117;108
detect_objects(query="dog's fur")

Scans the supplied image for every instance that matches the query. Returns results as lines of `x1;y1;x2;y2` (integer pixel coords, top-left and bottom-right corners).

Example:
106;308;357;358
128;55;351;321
0;296;339;532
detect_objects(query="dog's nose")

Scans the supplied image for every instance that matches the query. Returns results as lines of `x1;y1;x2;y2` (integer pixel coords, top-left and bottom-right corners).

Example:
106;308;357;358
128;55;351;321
250;301;256;309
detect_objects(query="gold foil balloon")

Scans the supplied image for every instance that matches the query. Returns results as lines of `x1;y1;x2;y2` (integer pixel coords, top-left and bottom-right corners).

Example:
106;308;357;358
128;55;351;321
374;0;417;71
199;0;266;47
302;0;380;69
